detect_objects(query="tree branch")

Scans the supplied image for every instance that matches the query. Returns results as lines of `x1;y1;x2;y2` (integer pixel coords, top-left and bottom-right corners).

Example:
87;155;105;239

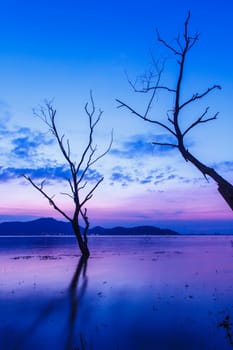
152;142;178;148
183;109;218;137
77;129;113;186
80;207;89;245
23;175;72;222
60;192;74;199
116;99;177;136
179;85;221;110
79;177;103;208
127;66;176;94
34;102;76;173
76;92;103;176
156;29;181;56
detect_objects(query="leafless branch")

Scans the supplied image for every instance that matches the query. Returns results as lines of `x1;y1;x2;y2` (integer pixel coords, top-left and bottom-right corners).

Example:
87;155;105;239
67;178;75;195
76;93;103;176
80;207;89;245
152;142;178;148
141;85;176;93
34;102;75;173
89;129;113;166
77;129;113;186
156;29;181;56
60;192;74;199
78;181;88;191
23;175;72;221
116;99;176;136
179;85;221;110
80;177;103;208
126;59;176;95
183;109;218;137
176;33;183;52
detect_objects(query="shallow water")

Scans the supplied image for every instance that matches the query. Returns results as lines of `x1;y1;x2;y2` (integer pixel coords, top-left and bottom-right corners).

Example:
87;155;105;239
0;235;233;349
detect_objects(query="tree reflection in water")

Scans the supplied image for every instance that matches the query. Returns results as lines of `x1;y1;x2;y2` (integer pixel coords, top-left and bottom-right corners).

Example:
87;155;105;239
13;256;89;350
66;255;89;350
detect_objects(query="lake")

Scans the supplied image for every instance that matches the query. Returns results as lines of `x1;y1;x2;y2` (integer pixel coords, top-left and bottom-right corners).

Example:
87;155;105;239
0;235;233;349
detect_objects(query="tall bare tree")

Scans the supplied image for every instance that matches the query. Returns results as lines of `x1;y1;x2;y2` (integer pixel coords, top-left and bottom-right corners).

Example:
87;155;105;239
24;92;112;257
116;11;233;211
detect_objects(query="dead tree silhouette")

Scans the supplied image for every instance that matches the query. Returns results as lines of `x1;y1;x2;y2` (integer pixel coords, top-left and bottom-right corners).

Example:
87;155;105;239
24;92;112;257
116;11;233;211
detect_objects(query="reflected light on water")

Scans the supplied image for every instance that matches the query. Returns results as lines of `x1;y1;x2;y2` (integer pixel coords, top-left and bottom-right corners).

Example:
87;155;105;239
0;236;233;349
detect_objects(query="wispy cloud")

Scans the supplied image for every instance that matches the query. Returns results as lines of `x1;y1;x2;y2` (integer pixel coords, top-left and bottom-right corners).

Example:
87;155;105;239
0;100;11;132
0;165;69;182
78;168;103;182
109;165;180;187
0;122;55;169
110;170;134;187
213;160;233;172
0;165;103;184
108;163;203;188
11;131;53;159
110;133;176;159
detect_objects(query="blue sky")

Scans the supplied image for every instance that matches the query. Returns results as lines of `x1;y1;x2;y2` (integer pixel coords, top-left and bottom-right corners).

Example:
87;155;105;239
0;0;233;233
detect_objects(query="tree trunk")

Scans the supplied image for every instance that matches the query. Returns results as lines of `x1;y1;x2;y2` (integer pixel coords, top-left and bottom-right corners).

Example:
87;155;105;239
180;146;233;211
71;221;90;257
218;182;233;211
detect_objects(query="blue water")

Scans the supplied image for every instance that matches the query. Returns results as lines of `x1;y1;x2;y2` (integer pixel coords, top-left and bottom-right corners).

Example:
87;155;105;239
0;235;232;349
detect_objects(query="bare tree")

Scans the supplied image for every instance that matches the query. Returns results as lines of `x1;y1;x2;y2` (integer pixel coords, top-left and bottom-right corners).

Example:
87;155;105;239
116;11;233;211
24;92;112;257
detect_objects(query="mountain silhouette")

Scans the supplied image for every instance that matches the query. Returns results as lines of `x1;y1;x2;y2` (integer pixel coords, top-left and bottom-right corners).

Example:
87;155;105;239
0;217;179;236
91;225;178;236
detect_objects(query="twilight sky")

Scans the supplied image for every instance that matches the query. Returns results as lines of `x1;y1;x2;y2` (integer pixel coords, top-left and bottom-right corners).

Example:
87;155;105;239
0;0;233;233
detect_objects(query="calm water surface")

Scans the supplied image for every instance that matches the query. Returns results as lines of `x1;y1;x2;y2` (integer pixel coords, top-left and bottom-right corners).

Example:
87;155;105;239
0;235;233;349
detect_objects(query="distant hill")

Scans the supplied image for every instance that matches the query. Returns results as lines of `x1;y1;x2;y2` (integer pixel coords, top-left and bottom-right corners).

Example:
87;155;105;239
0;218;73;235
0;218;179;236
90;225;178;236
